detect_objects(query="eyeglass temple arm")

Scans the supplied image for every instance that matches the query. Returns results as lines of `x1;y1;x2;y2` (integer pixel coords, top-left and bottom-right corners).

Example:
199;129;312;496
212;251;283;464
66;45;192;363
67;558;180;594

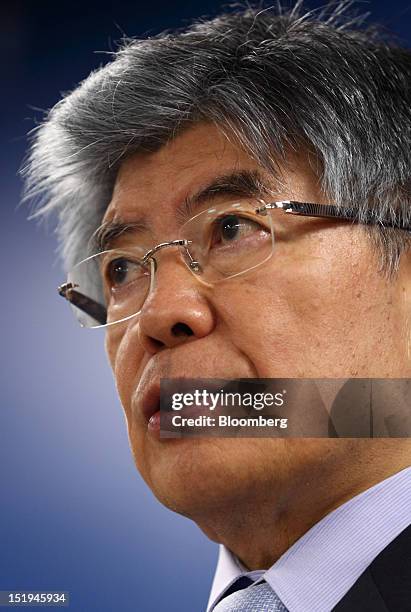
257;201;411;231
58;283;107;325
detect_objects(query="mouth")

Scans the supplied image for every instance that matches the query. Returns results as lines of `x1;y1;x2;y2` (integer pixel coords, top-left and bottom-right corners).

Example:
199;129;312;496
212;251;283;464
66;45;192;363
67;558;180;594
137;375;260;437
138;378;221;436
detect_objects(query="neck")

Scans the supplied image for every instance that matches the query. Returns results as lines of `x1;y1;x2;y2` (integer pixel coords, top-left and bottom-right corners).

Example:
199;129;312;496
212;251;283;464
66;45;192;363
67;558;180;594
194;442;410;570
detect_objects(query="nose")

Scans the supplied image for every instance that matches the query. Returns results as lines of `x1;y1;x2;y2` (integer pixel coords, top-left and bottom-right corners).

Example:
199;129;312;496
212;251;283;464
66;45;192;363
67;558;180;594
137;254;216;354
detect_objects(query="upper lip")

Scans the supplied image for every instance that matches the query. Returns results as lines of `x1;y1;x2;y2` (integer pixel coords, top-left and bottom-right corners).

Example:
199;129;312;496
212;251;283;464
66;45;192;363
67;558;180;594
137;376;198;423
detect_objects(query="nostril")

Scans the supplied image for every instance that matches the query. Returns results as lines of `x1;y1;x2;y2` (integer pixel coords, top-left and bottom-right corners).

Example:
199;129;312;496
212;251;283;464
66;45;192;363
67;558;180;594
171;322;194;337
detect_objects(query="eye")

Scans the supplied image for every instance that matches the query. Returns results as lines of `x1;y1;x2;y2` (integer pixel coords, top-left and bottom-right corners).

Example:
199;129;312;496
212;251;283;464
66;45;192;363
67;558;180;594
211;213;267;247
104;257;147;290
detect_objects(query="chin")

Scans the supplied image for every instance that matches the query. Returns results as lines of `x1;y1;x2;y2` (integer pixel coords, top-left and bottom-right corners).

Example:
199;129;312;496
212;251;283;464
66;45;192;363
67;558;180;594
143;438;232;515
134;437;286;518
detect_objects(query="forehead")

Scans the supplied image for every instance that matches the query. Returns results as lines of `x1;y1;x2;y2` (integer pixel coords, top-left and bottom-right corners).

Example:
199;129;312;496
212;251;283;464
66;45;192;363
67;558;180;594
104;123;261;225
102;122;322;235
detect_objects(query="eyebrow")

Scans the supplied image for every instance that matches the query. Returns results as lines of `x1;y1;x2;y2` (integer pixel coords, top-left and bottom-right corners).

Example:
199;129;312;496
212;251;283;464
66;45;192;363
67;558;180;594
93;169;272;252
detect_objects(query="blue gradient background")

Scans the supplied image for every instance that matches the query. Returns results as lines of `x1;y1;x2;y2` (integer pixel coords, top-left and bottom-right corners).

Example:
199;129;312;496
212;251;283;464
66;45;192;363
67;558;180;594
1;2;410;611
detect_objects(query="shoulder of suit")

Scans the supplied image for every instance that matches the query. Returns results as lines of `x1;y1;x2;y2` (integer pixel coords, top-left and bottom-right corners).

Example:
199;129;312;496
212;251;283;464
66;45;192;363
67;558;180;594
334;525;411;612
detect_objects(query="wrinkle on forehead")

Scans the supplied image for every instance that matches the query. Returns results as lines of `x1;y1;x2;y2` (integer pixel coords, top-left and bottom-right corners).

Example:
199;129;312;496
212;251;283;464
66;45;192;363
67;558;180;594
103;123;323;229
94;167;277;252
106;128;253;215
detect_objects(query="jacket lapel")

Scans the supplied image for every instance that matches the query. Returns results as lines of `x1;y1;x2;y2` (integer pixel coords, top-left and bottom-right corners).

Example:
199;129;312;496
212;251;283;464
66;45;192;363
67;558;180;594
333;567;389;611
333;524;410;611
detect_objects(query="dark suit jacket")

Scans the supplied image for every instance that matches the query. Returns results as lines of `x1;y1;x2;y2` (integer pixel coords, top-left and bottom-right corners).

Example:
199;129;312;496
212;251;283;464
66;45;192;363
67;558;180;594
334;525;410;611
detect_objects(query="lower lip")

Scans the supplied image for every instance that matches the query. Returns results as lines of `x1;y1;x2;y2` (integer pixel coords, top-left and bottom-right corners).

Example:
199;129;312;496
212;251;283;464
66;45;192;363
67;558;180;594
147;405;215;437
147;409;186;438
147;410;161;433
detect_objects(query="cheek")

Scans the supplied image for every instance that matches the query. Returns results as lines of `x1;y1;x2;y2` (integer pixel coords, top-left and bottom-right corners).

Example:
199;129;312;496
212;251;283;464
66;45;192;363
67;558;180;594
212;228;383;376
105;320;144;417
213;276;314;376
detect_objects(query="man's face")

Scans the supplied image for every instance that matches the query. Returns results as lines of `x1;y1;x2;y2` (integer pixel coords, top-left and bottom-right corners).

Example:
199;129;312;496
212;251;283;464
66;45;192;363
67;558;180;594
103;124;410;517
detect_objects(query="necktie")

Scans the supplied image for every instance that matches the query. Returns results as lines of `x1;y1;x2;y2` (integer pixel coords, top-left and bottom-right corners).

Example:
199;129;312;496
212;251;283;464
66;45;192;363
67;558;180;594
213;580;288;611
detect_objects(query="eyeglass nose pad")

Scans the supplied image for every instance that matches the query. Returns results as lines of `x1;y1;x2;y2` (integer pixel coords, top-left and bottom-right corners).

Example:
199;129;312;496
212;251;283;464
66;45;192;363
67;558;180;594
189;260;202;273
183;251;218;290
148;257;157;293
182;244;203;274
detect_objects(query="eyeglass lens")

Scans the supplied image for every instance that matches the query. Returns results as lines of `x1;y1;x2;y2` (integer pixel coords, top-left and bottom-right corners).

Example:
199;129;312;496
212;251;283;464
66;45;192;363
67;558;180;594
66;200;274;328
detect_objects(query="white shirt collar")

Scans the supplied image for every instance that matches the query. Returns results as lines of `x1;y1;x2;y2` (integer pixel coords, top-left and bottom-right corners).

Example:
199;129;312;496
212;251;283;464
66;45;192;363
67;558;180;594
207;466;411;612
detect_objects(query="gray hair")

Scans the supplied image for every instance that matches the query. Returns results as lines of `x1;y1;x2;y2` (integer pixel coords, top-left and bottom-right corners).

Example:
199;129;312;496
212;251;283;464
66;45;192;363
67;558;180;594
22;0;411;273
